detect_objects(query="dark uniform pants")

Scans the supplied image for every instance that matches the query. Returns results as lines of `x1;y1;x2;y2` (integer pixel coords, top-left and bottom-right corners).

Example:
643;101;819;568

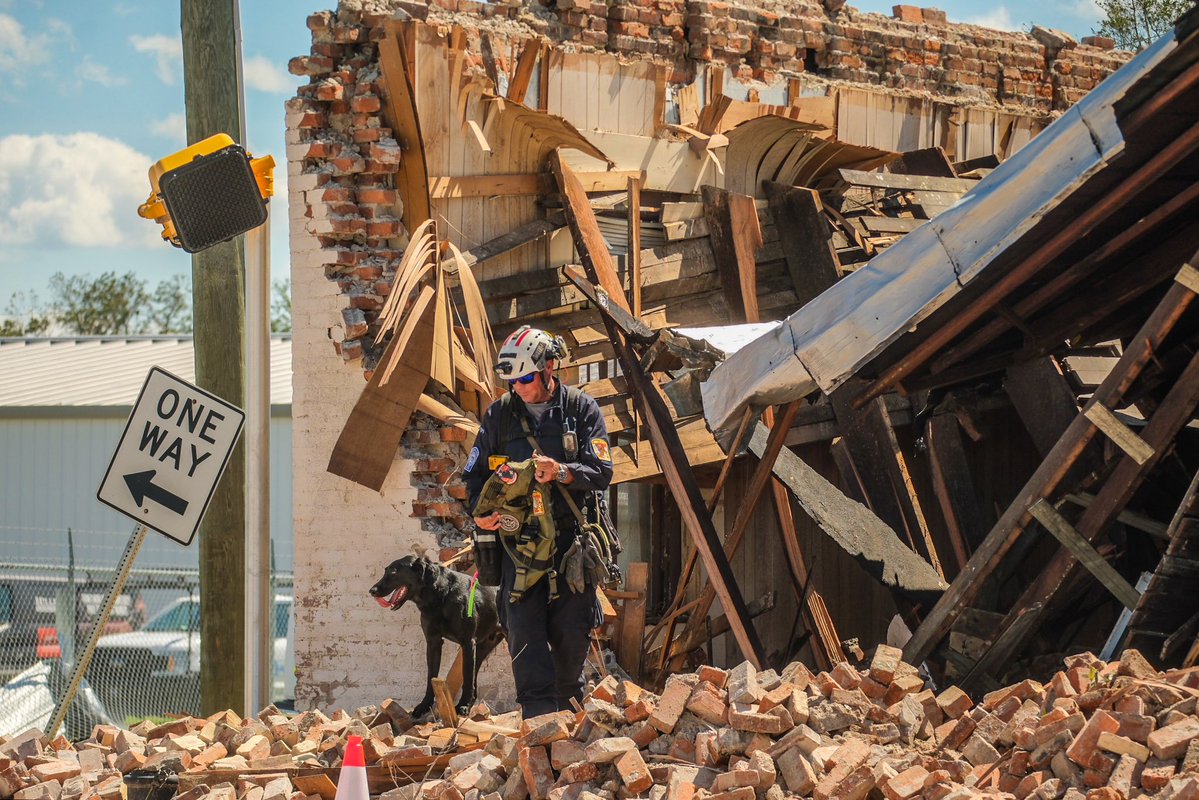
498;546;597;718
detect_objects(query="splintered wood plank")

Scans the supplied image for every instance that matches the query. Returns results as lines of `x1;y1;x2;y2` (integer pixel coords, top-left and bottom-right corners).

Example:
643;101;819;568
830;377;944;580
327;287;436;491
550;164;767;667
616;563;648;678
764;182;840;306
1083;404;1155;465
457;213;566;269
750;423;948;605
507;38;542;104
1027;500;1142;609
378;22;431;233
702;185;763;323
904;276;1199;667
926;413;991;572
431;677;458;727
1004;357;1081;458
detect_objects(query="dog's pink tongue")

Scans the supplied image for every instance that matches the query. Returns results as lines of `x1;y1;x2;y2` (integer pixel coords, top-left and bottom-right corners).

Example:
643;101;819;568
374;596;392;608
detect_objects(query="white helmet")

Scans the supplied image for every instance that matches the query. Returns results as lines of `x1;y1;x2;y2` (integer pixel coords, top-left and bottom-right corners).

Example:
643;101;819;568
495;326;566;380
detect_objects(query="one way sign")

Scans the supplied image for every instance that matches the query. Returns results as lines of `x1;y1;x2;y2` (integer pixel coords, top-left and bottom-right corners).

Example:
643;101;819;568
98;367;245;545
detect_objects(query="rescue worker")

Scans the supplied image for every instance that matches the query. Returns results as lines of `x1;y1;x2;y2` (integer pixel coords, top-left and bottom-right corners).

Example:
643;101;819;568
464;325;613;718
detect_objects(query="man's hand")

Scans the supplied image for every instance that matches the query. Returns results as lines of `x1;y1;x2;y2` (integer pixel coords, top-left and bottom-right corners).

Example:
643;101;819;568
533;453;560;484
474;512;503;530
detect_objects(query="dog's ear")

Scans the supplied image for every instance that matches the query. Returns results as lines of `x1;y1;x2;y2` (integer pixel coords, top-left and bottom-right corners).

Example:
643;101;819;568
416;556;435;583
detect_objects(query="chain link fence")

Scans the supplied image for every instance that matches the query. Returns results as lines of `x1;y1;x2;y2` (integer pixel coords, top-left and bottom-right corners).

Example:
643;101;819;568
0;528;294;740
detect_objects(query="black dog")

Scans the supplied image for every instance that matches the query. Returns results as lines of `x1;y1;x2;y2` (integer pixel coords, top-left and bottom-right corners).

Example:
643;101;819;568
369;555;504;717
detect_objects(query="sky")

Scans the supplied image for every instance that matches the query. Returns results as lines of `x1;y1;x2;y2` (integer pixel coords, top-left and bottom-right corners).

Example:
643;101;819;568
0;0;1107;313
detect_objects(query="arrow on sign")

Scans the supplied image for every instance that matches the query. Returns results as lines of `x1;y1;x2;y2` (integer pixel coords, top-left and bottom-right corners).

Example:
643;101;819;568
124;470;189;515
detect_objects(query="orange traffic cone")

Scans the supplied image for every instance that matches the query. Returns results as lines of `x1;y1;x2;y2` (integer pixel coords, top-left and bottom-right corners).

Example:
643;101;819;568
334;735;369;800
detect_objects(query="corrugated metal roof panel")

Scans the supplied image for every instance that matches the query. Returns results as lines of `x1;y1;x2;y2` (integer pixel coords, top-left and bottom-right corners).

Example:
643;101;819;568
0;336;292;407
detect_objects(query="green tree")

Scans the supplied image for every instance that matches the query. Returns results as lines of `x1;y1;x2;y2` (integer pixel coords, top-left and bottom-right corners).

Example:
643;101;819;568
2;272;199;336
1096;0;1196;49
1;291;51;337
146;274;193;334
270;279;291;333
48;271;150;335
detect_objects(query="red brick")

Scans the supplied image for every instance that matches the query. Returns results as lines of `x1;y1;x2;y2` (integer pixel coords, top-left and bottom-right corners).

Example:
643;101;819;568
518;746;553;800
649;679;691;733
614;749;652;794
1147;716;1199;760
1141;757;1176;791
936;686;972;719
881;765;928;800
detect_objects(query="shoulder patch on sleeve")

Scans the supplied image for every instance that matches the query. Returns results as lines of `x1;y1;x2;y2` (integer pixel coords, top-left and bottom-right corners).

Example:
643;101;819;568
591;437;611;463
464;446;479;472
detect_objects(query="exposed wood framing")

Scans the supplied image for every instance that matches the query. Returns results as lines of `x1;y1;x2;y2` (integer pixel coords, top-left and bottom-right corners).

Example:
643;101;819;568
551;151;767;668
830;378;945;580
1027;500;1142;609
764;182;841;306
925;412;990;573
858;118;1199;408
666;401;803;671
378;22;432;234
749;423;948;607
962;316;1199;684
702;186;763;323
904;264;1199;667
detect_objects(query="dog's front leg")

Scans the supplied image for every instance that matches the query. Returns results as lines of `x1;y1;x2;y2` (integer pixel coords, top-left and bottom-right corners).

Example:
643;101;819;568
456;638;477;715
411;636;442;718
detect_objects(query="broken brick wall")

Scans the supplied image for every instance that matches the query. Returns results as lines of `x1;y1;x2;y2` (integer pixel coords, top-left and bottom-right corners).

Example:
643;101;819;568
286;0;1130;709
287;80;508;715
338;0;1131;109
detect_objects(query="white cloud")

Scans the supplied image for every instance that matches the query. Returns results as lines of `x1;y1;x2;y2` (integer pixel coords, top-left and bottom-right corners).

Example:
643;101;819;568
130;33;181;85
965;6;1020;30
243;55;292;94
113;3;138;15
150;112;186;142
0;12;52;72
0;133;160;249
1066;0;1102;20
77;56;126;87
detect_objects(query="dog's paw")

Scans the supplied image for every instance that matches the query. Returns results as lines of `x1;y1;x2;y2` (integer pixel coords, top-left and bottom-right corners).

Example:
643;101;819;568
411;701;433;718
454;702;472;717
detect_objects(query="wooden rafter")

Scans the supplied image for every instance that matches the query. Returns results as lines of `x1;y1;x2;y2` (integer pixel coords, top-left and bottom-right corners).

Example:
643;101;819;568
550;150;768;668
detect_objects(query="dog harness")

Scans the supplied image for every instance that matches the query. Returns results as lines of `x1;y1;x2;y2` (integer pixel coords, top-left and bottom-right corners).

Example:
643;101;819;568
471;458;559;602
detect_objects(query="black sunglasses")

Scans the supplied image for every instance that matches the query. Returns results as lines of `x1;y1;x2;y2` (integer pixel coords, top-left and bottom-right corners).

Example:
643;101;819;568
508;373;538;386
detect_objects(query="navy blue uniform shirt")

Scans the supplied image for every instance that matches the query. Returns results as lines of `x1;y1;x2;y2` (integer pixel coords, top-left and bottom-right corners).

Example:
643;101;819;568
464;378;613;543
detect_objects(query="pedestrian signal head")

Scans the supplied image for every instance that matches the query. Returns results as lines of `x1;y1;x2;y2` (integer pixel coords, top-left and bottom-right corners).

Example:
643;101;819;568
138;133;274;254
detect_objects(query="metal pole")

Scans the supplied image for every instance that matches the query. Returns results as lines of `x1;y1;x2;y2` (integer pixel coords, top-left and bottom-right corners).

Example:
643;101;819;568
245;205;272;714
48;525;147;737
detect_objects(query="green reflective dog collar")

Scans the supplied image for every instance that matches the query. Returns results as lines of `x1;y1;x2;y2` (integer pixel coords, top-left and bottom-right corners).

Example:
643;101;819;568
467;572;479;618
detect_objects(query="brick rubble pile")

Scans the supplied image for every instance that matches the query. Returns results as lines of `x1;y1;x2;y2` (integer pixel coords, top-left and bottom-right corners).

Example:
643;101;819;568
3;648;1198;800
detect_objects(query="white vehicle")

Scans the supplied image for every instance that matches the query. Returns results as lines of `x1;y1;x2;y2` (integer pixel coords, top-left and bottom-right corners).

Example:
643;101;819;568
91;594;294;717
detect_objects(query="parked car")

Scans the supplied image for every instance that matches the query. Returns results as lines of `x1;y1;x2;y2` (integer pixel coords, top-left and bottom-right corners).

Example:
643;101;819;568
90;594;294;719
0;573;141;683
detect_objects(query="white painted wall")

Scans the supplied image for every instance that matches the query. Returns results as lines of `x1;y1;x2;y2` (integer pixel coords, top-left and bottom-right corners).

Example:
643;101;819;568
287;167;512;713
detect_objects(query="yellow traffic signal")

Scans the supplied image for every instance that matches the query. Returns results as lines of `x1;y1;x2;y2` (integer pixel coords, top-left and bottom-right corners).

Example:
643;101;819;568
138;133;275;254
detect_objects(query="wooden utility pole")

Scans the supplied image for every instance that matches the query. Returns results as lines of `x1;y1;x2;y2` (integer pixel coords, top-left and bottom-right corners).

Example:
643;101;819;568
181;0;247;715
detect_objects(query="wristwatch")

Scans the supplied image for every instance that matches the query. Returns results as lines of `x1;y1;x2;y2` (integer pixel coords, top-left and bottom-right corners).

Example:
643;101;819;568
556;464;569;483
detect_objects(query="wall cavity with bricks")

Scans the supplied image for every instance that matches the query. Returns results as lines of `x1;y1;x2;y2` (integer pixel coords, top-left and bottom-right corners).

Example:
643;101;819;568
286;0;1129;711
